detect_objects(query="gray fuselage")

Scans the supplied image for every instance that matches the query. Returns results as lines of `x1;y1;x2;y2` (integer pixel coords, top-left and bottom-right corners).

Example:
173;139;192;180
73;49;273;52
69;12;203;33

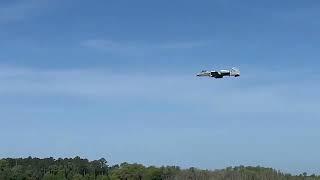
196;68;240;79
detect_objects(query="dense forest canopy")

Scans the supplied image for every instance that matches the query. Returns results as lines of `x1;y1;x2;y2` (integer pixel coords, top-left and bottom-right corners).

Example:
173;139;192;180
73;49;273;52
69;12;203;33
0;157;318;180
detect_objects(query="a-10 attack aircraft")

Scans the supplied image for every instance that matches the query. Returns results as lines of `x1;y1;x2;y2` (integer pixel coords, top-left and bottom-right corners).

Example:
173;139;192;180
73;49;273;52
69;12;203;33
196;67;240;78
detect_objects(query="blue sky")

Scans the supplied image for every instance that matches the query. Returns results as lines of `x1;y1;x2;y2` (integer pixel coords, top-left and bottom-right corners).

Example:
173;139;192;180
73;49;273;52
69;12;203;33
1;0;320;175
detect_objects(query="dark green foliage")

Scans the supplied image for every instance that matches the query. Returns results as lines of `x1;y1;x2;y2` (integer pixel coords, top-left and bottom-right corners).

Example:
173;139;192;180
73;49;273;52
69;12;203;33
0;157;319;180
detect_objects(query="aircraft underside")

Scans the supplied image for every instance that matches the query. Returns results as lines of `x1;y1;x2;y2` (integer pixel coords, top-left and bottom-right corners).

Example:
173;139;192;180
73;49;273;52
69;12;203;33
196;68;240;78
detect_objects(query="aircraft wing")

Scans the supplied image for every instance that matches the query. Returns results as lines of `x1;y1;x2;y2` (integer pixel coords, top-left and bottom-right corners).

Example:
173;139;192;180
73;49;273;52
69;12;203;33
210;71;220;76
210;71;224;78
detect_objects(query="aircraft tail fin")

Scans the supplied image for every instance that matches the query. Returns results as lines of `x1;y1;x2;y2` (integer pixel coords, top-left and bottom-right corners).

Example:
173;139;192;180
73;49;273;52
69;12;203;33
230;67;240;76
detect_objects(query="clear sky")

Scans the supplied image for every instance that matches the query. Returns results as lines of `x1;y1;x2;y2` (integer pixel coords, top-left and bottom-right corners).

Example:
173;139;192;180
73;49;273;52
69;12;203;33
1;0;320;175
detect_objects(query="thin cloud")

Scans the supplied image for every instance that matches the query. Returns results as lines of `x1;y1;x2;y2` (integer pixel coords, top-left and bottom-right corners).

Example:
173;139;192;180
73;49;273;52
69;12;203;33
81;39;208;55
0;0;49;22
0;65;319;114
81;40;141;54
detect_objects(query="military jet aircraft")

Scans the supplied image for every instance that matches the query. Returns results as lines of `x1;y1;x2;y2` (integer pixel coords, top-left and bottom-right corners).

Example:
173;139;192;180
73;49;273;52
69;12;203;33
196;67;240;78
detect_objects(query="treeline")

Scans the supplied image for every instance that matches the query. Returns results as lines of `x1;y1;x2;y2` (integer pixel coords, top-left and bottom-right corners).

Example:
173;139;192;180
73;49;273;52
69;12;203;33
0;157;318;180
